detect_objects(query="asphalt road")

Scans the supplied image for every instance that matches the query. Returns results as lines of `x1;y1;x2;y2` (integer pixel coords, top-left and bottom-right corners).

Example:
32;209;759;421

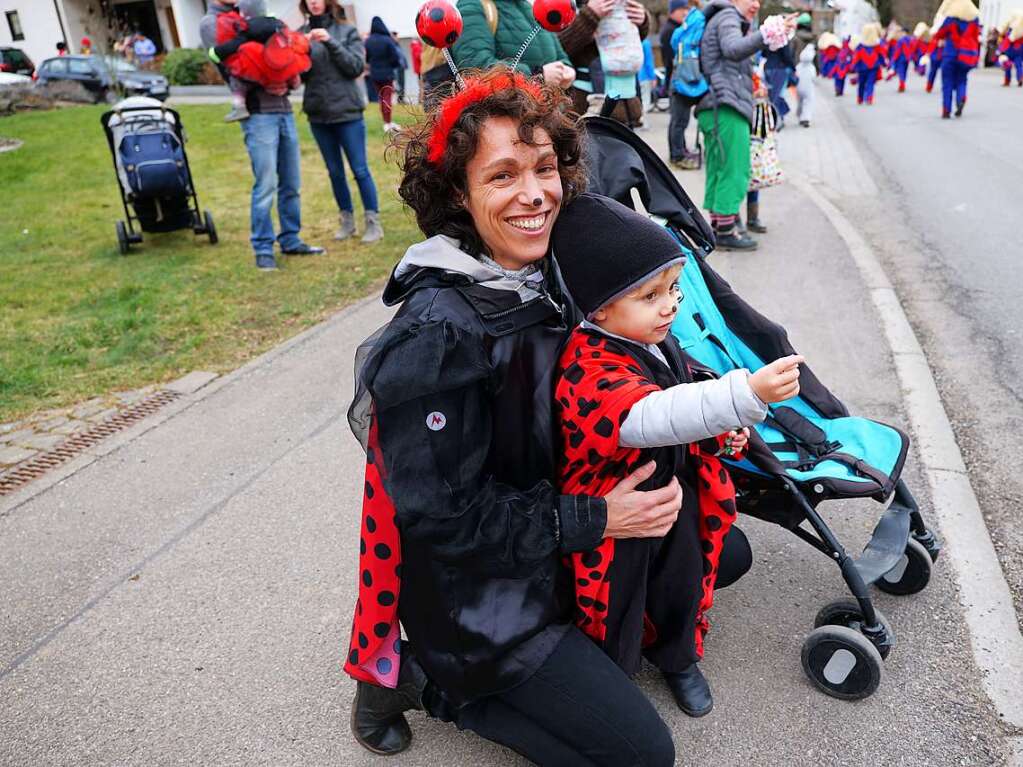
815;69;1023;631
0;104;1013;765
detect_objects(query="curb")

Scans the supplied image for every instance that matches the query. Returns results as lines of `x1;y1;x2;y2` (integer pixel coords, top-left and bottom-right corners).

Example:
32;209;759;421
0;290;386;518
791;174;1023;730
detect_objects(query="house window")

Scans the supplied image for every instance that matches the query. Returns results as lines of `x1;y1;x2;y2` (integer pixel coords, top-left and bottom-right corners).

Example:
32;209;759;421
5;11;25;42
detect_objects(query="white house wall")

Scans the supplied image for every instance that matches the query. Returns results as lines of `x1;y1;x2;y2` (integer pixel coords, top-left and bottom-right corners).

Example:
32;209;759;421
0;2;68;65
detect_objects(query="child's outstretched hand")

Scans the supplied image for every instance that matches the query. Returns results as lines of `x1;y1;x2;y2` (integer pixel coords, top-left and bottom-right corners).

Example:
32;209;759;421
749;355;804;403
716;427;750;457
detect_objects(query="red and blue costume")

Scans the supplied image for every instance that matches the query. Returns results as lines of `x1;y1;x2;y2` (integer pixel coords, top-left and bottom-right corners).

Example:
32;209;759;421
852;43;884;104
932;15;980;116
833;39;853;96
925;36;945;91
889;34;915;91
912;34;930;75
820;43;840;78
998;30;1023;86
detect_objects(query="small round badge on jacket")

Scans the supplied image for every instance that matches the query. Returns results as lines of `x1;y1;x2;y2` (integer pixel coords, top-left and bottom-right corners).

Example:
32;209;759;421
426;411;447;431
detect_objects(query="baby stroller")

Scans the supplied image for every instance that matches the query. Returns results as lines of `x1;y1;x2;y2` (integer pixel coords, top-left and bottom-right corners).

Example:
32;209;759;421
580;116;941;701
100;96;217;255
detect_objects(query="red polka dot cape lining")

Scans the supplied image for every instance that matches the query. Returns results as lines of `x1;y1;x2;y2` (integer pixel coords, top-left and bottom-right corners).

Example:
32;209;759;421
343;418;402;686
555;329;743;657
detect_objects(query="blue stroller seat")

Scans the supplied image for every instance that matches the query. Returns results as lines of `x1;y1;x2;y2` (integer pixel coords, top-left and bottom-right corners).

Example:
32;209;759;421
580;116;941;701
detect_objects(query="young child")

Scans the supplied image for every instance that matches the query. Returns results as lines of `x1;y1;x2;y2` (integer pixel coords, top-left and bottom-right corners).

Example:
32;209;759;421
211;0;310;122
551;193;802;717
795;43;817;126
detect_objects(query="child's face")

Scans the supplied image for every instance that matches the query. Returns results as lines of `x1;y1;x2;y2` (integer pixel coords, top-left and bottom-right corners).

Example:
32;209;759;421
592;265;682;346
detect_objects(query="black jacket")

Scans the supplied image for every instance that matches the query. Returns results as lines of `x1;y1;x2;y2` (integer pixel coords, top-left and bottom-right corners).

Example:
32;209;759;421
660;18;681;85
365;16;402;82
352;243;607;704
300;14;366;124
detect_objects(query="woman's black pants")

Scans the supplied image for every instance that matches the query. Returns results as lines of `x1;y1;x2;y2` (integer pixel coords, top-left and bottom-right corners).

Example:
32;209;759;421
426;527;752;766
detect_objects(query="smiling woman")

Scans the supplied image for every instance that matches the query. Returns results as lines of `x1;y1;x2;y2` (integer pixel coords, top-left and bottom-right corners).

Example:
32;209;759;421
340;67;678;766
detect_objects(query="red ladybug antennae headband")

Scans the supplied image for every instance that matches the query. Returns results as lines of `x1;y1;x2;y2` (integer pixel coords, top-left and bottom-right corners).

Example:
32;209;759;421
425;72;545;166
415;0;577;167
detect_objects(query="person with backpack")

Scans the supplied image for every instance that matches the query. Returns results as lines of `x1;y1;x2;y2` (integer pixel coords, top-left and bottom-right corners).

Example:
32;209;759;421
667;0;707;169
696;0;796;250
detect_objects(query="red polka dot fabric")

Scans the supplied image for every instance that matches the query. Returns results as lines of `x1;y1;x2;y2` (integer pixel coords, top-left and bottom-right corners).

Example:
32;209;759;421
343;418;402;688
555;329;743;656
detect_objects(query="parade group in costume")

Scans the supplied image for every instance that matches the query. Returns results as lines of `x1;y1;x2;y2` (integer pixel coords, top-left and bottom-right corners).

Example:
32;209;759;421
997;11;1023;86
814;0;1015;119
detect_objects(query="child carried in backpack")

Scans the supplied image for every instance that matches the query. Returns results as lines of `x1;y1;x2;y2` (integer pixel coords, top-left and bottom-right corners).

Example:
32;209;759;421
211;0;311;122
551;193;803;717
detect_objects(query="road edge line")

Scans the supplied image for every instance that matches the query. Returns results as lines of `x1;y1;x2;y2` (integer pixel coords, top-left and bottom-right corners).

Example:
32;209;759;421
791;175;1023;729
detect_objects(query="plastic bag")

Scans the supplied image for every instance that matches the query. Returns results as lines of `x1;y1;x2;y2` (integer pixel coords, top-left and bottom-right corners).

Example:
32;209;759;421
596;0;644;75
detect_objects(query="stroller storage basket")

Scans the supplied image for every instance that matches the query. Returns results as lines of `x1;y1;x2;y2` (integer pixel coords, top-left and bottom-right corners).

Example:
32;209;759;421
579;115;941;702
101;97;217;254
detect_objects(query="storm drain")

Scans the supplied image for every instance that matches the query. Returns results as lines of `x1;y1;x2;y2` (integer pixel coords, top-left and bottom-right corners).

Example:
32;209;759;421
0;390;182;497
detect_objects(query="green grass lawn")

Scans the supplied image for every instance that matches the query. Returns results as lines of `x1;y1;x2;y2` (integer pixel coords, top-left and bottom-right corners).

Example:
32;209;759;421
0;103;420;423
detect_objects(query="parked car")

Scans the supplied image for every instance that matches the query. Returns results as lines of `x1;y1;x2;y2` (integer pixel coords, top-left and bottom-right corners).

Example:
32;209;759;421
0;72;32;86
34;55;169;103
0;47;34;76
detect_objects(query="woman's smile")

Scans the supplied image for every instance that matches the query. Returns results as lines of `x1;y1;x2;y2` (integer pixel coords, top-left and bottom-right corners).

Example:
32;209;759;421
505;210;552;233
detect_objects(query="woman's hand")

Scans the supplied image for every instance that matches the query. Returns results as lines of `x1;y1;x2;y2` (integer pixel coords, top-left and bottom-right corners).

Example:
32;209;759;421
588;0;617;18
625;0;647;26
603;461;684;539
782;13;800;37
749;354;804;403
307;28;330;43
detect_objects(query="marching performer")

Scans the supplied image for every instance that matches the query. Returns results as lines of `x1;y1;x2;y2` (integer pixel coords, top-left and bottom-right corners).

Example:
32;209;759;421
851;23;885;104
931;0;981;117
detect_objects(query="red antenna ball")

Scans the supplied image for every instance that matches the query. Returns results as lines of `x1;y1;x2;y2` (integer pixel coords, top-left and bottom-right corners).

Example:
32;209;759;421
533;0;578;32
415;0;463;49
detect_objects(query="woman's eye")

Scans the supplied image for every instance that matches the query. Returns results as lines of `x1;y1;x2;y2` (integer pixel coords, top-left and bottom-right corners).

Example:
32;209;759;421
538;164;557;175
492;172;512;182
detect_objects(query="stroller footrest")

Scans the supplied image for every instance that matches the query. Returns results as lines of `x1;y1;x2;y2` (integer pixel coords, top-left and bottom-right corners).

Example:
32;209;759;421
852;501;912;585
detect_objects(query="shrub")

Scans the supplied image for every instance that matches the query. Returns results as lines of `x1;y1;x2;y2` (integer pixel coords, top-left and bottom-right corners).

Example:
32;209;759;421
161;48;210;86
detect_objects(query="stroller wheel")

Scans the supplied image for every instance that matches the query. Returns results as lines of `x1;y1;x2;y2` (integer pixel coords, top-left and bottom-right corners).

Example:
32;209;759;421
801;625;884;700
814;599;894;659
875;537;932;596
115;221;130;255
913;528;942;563
204;210;218;245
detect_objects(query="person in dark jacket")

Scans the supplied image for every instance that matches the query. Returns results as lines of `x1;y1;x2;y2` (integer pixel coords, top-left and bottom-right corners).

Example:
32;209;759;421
558;0;650;127
344;68;681;765
365;16;402;130
662;0;691;162
696;0;795;251
763;40;795;125
300;0;382;243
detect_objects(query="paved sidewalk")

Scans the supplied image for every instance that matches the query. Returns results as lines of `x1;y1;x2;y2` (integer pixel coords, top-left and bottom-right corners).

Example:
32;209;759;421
0;108;1010;765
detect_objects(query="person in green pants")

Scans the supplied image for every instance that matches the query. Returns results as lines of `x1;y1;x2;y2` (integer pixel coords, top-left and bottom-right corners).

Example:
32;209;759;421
695;0;795;250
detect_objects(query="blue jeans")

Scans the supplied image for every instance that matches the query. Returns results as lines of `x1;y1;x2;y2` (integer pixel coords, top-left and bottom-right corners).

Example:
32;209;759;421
309;119;379;214
241;113;303;256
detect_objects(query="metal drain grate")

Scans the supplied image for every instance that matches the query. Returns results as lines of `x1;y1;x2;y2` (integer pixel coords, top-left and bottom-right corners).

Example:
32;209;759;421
0;390;182;497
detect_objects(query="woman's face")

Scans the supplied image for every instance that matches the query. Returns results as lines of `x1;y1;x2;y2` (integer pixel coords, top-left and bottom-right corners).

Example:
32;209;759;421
463;116;564;271
733;0;760;21
306;0;326;15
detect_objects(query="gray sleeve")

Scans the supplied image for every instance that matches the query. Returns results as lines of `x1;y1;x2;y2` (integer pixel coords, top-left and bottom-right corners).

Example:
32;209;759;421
717;14;765;62
199;14;217;50
619;369;768;449
325;25;366;78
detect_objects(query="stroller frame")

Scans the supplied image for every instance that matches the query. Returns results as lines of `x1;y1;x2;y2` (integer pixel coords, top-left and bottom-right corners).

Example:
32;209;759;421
580;116;941;700
100;102;217;255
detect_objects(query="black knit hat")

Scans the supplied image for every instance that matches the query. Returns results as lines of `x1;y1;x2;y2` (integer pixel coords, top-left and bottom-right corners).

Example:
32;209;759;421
552;193;687;318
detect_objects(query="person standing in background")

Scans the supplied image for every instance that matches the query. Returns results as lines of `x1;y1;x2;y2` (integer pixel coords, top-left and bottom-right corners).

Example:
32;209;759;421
391;31;409;103
365;17;402;131
667;0;706;169
410;37;423;102
300;0;383;244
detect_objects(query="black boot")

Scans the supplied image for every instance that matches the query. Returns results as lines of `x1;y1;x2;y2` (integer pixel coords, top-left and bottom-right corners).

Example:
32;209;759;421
746;201;767;234
351;645;427;756
663;664;714;717
714;227;758;251
955;101;965;117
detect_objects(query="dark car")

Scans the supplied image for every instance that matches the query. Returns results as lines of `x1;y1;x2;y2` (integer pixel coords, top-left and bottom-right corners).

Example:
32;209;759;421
34;55;168;103
0;47;34;76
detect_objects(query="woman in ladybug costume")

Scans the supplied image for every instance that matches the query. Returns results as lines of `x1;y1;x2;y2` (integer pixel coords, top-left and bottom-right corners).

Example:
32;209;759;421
344;66;681;765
